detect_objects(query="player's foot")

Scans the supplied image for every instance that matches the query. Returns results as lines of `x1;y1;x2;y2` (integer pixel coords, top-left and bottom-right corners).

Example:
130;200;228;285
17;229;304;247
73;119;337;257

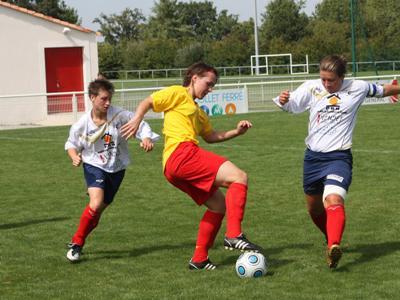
327;244;342;269
66;243;82;262
188;258;217;270
224;233;261;252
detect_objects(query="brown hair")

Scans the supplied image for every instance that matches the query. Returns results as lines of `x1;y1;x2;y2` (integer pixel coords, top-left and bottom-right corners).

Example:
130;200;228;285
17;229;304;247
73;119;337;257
319;55;347;78
88;78;115;97
182;62;219;87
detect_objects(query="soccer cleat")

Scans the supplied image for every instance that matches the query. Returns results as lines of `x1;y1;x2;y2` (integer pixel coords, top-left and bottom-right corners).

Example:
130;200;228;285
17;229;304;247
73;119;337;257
66;243;82;262
188;258;217;270
224;234;261;252
327;244;342;269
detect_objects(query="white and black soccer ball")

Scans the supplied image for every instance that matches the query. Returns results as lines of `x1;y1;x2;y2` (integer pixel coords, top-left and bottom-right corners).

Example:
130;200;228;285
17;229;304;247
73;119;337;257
235;252;267;278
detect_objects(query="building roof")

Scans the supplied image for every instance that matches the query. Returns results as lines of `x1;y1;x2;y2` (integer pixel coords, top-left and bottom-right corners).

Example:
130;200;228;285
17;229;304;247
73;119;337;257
0;1;94;33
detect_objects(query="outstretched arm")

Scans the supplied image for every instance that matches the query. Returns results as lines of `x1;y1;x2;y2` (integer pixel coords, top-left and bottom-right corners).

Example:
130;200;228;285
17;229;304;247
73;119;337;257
383;84;400;97
272;82;312;114
121;96;153;139
202;120;252;143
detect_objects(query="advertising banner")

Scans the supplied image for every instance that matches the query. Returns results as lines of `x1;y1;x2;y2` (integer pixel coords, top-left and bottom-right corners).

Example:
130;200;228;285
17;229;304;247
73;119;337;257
196;88;248;116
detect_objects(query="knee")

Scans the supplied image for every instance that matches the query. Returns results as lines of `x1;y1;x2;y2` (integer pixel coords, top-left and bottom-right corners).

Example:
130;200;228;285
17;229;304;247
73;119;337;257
233;169;248;185
88;203;107;215
324;194;344;207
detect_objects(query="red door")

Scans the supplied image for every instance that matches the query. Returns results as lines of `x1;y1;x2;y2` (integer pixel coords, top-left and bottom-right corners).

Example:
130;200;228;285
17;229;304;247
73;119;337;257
45;47;84;113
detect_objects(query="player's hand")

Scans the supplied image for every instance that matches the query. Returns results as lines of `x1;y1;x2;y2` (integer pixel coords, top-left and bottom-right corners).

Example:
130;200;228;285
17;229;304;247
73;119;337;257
140;137;154;152
236;120;252;135
121;118;141;140
279;90;290;105
72;153;82;167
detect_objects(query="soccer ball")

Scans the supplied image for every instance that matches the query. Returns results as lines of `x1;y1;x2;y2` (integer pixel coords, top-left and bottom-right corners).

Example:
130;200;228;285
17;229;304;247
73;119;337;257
235;252;267;278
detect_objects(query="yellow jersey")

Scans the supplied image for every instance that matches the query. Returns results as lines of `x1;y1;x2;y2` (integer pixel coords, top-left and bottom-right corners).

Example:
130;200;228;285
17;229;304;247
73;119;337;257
151;85;213;168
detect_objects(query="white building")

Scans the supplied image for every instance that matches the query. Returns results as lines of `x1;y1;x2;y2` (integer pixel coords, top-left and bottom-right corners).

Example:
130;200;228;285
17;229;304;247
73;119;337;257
0;1;98;126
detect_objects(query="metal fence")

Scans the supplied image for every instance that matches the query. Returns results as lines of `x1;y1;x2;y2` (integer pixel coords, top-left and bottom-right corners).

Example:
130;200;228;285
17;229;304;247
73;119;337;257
1;74;398;128
102;61;400;80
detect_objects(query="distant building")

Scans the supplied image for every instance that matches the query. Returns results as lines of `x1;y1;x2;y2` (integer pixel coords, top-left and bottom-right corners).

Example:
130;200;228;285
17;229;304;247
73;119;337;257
0;1;98;126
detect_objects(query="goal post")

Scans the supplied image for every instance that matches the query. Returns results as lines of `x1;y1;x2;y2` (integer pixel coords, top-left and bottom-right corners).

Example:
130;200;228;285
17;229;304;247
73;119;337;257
251;53;309;75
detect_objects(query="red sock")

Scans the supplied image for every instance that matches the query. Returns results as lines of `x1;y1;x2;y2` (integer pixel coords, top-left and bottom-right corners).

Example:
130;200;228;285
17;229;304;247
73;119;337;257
325;204;346;248
192;210;224;263
310;211;327;240
71;205;101;247
225;182;247;238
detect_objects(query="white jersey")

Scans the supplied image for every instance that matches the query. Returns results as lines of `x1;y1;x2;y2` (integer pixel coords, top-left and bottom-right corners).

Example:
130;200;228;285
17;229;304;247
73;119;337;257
65;106;160;172
273;79;384;152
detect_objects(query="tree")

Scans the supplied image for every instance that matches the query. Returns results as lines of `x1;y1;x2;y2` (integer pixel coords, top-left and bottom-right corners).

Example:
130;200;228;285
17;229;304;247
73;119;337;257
176;1;217;39
260;0;309;49
299;19;350;62
212;10;239;40
94;8;146;45
122;38;178;70
146;0;182;39
313;0;351;23
5;0;80;24
174;42;205;67
97;43;123;78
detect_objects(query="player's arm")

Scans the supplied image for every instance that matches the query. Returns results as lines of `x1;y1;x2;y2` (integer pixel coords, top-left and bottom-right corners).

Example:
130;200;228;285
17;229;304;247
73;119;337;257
272;82;312;113
139;137;154;152
67;148;82;167
382;84;400;97
133;116;160;152
202;120;252;144
278;90;290;105
121;96;153;140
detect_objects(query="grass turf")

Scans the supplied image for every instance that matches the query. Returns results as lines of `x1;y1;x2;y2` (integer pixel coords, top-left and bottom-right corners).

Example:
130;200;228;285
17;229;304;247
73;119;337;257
0;104;399;299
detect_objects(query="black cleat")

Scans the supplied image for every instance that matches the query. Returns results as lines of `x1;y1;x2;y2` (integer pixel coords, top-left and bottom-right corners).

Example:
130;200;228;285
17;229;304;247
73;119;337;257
188;259;217;270
224;234;261;252
66;243;82;262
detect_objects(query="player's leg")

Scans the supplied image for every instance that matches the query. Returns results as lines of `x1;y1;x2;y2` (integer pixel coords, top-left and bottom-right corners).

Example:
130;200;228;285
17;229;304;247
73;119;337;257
323;186;346;268
67;166;124;262
189;189;225;270
305;193;327;240
214;161;261;252
67;187;107;262
71;188;107;246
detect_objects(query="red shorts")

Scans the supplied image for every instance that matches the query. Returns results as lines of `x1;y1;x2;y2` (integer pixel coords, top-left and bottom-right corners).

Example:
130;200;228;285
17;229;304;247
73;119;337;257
164;142;227;205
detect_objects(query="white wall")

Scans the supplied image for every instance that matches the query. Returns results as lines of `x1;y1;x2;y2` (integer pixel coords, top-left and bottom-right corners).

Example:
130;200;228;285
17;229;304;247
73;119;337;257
0;6;98;125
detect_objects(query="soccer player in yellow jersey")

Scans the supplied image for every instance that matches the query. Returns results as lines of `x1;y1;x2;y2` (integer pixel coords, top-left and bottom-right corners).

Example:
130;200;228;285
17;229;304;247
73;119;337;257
121;62;262;270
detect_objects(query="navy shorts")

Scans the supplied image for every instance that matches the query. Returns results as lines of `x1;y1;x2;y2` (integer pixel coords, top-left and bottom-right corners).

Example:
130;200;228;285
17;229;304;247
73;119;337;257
83;163;125;204
303;149;353;195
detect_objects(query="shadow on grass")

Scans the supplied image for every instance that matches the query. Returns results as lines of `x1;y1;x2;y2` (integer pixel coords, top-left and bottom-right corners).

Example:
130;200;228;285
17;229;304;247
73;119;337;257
0;216;69;230
85;242;194;262
337;241;400;271
218;243;313;273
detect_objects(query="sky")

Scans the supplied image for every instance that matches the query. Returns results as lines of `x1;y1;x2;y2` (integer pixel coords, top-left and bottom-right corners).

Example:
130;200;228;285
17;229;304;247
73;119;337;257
63;0;322;31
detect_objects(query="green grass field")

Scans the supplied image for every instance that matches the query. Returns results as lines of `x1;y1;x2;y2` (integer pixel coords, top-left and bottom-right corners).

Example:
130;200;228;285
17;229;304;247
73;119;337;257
1;104;399;299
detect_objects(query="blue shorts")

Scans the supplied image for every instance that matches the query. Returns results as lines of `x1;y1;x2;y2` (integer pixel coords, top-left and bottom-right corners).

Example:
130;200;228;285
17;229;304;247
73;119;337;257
83;163;125;204
303;149;353;195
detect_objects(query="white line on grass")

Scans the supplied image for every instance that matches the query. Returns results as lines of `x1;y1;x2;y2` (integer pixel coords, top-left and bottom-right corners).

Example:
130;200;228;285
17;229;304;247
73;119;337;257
0;136;58;142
